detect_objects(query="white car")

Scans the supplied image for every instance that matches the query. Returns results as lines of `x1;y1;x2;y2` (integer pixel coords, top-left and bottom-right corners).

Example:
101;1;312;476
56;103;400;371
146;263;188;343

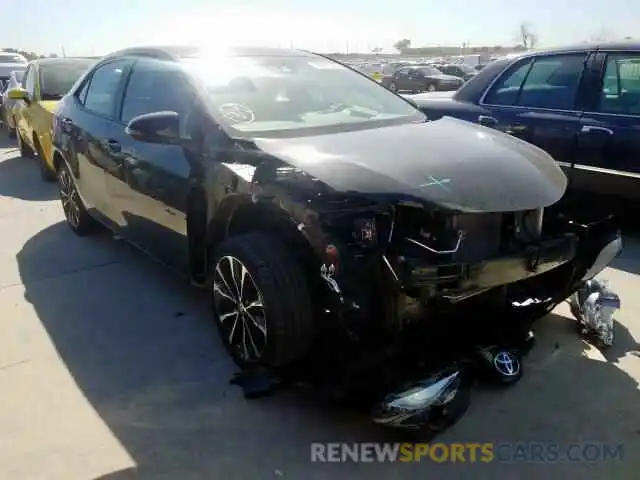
0;69;25;137
0;52;27;85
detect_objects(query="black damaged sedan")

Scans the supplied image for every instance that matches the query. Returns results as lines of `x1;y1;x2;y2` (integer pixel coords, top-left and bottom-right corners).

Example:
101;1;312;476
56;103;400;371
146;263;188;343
51;46;621;431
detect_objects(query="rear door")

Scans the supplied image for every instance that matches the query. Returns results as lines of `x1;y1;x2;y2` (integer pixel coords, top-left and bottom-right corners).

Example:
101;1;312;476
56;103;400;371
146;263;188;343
574;50;640;200
477;52;591;167
105;57;197;271
392;68;413;91
68;59;132;220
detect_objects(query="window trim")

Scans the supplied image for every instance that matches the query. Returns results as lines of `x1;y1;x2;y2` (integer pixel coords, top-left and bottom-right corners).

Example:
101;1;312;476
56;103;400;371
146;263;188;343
76;58;133;121
21;65;32;89
588;50;640;118
116;57;197;126
479;50;592;114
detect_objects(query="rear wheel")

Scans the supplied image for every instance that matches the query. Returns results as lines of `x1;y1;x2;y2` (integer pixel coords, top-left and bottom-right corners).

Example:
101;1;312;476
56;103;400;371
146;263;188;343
34;138;55;182
388;82;398;92
210;233;315;368
57;162;95;235
7;116;17;139
426;83;437;92
17;130;34;158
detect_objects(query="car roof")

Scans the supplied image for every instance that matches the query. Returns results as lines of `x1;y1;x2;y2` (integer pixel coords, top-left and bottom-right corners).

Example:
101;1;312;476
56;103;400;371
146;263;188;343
31;57;96;66
102;45;317;61
510;40;640;59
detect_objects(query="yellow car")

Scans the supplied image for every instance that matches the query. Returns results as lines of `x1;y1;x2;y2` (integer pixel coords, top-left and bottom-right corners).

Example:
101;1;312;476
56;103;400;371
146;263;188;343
8;57;95;180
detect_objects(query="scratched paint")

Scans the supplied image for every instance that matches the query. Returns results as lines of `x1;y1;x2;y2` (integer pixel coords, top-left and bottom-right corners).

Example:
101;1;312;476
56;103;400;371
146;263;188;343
419;176;452;192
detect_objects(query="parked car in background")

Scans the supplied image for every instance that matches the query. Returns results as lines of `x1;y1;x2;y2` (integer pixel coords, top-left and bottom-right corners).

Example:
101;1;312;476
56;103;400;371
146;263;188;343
436;63;478;82
381;64;464;92
406;42;640;205
48;45;620;377
8;57;95;180
0;51;27;88
1;69;25;137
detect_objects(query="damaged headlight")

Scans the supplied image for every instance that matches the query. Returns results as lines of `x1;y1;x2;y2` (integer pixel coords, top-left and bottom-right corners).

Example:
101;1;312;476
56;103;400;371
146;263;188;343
350;213;393;248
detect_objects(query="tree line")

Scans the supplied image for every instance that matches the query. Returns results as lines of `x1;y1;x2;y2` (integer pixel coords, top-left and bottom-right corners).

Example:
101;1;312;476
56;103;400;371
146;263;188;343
1;47;59;60
391;23;538;56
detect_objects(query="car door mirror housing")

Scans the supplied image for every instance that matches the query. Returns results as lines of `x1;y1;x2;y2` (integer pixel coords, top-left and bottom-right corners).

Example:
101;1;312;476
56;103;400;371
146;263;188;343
8;87;29;101
126;111;187;145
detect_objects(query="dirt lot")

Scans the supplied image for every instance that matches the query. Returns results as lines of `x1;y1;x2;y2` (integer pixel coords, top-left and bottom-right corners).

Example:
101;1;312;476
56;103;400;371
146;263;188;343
0;134;639;479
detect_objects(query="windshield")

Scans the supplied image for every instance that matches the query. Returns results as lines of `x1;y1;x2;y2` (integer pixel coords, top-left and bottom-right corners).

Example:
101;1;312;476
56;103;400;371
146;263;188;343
39;59;95;100
417;66;443;76
183;55;423;137
0;54;27;64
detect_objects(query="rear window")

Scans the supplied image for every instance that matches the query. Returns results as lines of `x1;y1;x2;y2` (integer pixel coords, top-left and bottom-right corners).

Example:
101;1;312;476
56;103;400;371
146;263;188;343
39;60;95;100
0;54;27;64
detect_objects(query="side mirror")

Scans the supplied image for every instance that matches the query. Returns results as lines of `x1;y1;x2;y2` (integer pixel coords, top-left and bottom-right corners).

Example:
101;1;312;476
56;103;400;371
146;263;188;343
8;87;29;101
125;111;186;145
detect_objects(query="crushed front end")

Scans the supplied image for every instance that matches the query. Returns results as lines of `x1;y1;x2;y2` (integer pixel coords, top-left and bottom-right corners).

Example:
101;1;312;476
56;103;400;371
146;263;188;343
302;198;622;430
315;199;621;333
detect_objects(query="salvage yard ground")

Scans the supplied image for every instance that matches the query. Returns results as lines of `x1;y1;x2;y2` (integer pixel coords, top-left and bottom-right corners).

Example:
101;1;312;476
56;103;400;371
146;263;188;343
0;134;639;479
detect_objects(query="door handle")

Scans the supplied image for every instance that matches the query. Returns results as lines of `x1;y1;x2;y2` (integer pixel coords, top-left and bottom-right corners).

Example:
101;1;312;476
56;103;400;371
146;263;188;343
106;139;122;152
60;117;73;132
478;115;498;127
580;125;614;135
503;124;528;135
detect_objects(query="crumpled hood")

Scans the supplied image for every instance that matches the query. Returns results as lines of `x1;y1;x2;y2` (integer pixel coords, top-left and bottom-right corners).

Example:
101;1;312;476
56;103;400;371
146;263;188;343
253;117;567;213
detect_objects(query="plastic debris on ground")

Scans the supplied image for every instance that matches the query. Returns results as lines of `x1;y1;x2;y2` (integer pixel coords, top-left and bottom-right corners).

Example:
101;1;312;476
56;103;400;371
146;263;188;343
570;278;621;348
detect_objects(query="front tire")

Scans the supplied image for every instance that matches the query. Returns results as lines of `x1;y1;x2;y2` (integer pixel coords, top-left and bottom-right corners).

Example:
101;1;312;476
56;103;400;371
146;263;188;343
57;162;95;235
388;82;398;92
426;83;437;92
210;233;315;368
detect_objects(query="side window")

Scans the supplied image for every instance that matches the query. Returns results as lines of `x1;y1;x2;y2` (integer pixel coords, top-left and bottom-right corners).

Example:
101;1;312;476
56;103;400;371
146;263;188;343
486;54;586;110
599;53;640;115
24;65;36;96
484;59;533;105
75;78;90;105
83;60;129;117
517;54;586;109
396;68;410;76
120;59;193;125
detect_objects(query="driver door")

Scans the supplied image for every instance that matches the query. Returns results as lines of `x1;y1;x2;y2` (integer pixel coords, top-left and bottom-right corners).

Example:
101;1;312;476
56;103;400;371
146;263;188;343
105;57;198;272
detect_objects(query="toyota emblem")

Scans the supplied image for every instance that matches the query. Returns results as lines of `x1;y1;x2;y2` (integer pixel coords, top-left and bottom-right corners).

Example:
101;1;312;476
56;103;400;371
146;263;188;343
493;351;520;377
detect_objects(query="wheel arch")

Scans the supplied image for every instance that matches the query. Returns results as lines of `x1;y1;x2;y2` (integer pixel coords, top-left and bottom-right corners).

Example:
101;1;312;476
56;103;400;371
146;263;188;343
191;194;324;295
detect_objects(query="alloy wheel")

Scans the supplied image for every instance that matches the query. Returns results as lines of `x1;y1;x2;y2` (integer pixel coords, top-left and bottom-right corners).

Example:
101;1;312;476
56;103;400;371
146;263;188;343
213;255;267;363
58;167;81;228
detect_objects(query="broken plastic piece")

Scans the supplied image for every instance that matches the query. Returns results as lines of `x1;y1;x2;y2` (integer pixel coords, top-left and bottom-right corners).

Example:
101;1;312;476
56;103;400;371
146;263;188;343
570;278;620;348
229;367;283;399
371;368;471;431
